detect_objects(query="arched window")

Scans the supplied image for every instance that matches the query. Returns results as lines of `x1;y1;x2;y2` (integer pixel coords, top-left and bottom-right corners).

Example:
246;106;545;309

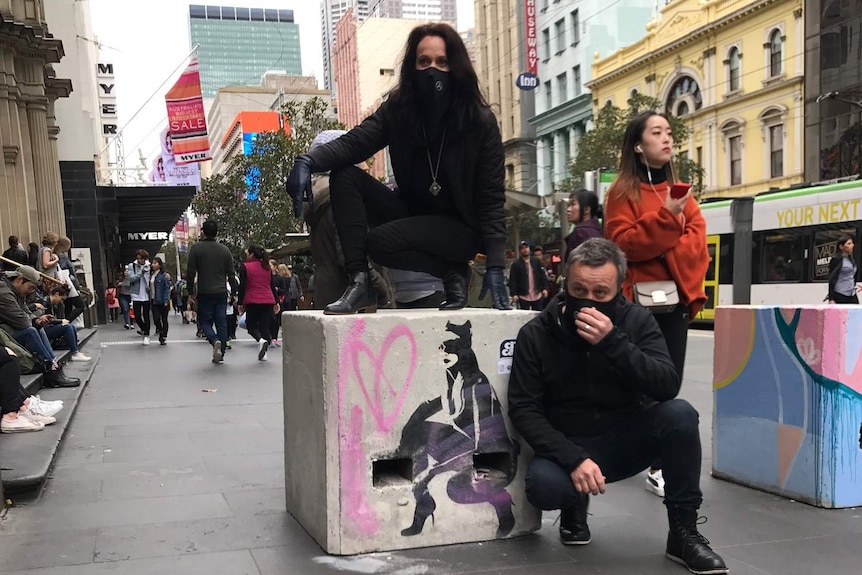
728;47;741;91
664;75;702;116
769;30;783;77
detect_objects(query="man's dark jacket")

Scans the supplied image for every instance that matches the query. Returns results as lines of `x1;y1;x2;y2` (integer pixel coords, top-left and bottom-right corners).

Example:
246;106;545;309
2;246;28;271
305;97;507;269
508;256;549;297
507;293;680;473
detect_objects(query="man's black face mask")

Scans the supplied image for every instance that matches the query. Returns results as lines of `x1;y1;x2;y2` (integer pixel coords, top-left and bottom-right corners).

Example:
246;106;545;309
562;292;618;334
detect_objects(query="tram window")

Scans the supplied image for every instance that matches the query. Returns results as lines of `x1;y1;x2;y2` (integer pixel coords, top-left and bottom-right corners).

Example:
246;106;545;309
706;244;717;281
718;236;734;284
704;285;716;310
811;226;860;281
761;232;805;282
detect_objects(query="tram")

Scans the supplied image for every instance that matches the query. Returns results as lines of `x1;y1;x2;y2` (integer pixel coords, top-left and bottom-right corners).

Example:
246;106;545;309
696;177;862;321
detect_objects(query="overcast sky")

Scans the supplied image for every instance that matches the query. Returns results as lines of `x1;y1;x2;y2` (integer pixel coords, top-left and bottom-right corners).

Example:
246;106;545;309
89;0;475;167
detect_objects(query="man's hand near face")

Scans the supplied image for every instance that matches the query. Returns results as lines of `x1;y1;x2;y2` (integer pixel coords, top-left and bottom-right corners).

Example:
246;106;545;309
575;307;613;345
570;458;606;495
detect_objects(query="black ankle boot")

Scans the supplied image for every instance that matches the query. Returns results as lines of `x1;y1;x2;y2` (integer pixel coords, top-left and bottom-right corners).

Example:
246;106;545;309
44;366;81;388
439;270;467;310
324;271;378;315
559;492;591;545
666;509;728;574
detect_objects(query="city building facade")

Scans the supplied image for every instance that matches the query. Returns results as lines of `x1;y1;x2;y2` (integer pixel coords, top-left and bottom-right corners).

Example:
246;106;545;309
804;1;862;182
332;10;416;180
369;0;457;21
188;5;302;98
589;0;804;199
475;0;537;209
0;0;70;245
530;0;654;196
321;0;370;93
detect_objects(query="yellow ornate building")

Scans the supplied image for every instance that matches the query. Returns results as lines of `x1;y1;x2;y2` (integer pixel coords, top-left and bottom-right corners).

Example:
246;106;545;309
588;0;804;199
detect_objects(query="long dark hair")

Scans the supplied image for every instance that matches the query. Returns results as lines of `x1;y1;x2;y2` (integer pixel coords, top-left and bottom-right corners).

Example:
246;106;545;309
247;245;270;270
390;22;488;131
570;189;602;221
608;110;676;202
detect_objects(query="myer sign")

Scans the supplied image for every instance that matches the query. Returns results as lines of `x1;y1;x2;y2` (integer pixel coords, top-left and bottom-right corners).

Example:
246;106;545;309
97;62;118;136
127;232;169;241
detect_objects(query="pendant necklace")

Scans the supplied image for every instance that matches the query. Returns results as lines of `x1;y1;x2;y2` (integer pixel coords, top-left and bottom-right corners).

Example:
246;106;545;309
423;126;447;196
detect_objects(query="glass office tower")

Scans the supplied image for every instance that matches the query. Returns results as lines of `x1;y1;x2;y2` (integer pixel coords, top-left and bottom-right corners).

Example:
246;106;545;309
189;5;302;98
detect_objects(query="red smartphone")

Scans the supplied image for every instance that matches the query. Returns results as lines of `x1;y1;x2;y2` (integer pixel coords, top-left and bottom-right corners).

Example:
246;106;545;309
670;182;691;199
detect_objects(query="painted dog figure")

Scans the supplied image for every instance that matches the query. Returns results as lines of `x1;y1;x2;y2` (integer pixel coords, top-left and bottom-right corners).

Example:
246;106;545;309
394;320;520;537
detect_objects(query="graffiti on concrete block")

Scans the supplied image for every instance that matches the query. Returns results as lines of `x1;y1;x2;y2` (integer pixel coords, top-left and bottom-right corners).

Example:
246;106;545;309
393;320;519;537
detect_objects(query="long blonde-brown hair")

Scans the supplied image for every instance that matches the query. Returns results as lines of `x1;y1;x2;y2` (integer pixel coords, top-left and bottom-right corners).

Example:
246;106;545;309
607;110;676;202
277;264;291;278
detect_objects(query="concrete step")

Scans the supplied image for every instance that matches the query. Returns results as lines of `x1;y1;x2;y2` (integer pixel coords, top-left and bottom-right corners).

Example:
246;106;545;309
1;328;98;495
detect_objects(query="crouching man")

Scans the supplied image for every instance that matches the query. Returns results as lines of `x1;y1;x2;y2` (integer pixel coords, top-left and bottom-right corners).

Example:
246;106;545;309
507;238;727;575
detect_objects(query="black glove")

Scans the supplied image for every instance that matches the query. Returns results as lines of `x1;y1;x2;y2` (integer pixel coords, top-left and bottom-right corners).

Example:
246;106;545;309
286;154;315;217
479;267;512;310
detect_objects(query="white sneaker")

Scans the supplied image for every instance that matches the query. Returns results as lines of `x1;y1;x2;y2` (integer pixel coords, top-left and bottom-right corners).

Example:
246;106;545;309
70;351;91;362
257;340;269;361
143;336;151;346
1;416;44;433
28;396;63;417
646;469;666;498
22;410;56;426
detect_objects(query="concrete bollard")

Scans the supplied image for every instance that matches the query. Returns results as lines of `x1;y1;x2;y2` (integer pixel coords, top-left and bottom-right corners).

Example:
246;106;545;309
712;305;862;508
282;309;542;555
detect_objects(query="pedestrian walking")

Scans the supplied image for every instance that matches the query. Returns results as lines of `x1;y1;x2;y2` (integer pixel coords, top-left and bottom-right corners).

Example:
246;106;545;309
117;268;132;328
186;220;237;364
237;245;278;361
827;235;860;304
150;257;171;345
127;250;152;346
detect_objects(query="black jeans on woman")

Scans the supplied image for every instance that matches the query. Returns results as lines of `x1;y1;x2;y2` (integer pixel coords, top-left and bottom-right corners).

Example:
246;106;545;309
65;295;86;323
245;304;273;343
1;359;27;416
329;166;480;279
132;301;151;336
649;305;690;472
151;303;169;342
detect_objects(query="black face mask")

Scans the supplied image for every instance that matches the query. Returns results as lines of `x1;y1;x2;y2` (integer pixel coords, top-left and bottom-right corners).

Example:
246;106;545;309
415;67;453;118
562;293;618;335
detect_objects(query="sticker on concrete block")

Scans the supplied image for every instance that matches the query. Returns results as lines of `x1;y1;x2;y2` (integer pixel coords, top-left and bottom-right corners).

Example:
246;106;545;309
498;338;516;374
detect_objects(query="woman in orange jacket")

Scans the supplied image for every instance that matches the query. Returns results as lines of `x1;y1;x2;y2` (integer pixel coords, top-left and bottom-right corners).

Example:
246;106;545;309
604;110;709;498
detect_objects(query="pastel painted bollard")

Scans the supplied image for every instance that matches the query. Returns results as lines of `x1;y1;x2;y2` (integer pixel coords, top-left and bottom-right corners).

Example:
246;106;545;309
282;309;541;555
713;305;862;508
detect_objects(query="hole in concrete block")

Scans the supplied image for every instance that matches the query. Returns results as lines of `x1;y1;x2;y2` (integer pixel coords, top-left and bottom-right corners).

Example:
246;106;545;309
372;458;413;487
473;452;513;481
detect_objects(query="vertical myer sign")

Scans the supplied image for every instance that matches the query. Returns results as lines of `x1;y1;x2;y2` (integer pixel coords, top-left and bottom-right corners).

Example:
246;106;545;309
516;0;539;91
96;62;118;136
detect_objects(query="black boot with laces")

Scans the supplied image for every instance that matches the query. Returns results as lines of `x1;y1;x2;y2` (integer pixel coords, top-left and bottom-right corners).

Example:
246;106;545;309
666;508;728;574
559;492;591;545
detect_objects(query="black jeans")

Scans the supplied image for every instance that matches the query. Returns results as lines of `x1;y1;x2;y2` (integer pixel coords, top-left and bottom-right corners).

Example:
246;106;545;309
329;166;480;278
833;292;859;304
152;303;169;340
64;295;86;323
649;305;690;471
1;359;27;416
525;399;703;512
227;314;237;340
245;304;273;343
517;298;544;311
133;300;151;336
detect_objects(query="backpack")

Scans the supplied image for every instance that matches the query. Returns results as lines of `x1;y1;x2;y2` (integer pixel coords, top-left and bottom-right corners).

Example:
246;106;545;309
105;288;117;305
179;280;188;298
0;328;39;375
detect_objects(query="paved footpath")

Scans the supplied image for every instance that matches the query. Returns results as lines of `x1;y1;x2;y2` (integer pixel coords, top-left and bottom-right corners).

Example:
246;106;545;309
0;317;859;574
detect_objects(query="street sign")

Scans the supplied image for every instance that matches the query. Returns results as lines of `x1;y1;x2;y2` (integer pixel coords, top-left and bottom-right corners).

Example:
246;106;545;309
516;73;539;91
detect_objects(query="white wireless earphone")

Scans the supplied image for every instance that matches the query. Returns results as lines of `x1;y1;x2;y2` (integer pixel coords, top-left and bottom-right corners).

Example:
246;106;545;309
635;145;643;153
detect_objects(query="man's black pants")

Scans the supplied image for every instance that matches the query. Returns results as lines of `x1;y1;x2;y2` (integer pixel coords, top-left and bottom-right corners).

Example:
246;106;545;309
133;301;151;336
525;399;703;512
329;166;480;278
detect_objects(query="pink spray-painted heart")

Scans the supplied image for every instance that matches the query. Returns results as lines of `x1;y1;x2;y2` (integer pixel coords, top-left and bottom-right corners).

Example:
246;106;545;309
341;319;418;434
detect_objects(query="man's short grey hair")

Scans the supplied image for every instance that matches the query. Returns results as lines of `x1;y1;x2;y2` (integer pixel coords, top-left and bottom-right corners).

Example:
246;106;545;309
567;238;627;285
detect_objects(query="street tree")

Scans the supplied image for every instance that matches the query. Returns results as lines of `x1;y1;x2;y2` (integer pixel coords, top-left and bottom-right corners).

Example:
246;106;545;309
192;97;343;261
566;93;706;198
